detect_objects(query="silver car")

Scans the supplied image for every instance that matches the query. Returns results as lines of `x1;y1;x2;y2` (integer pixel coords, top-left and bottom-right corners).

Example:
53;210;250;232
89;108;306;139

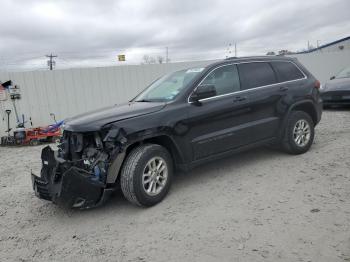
321;66;350;107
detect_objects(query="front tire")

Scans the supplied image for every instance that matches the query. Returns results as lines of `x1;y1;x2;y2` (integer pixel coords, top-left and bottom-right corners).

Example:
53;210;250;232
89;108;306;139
282;111;315;155
120;144;173;207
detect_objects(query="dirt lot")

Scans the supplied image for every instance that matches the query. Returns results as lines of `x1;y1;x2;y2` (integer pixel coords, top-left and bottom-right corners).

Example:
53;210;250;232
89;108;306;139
0;110;349;262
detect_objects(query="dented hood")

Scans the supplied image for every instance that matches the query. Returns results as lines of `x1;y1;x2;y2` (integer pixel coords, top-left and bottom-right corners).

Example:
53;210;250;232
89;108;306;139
63;102;166;132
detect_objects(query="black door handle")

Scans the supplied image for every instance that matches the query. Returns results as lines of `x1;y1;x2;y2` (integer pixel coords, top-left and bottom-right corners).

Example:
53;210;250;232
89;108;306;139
233;96;247;102
280;86;288;91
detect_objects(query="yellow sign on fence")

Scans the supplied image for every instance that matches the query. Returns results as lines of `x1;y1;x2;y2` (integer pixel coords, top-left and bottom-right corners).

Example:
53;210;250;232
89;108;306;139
118;55;126;61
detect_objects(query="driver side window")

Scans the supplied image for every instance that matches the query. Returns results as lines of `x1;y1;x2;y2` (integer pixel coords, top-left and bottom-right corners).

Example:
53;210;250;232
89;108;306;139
201;64;240;96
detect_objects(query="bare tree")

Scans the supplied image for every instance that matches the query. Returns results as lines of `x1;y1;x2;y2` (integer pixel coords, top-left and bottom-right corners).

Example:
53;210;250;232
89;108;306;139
149;56;156;64
142;55;150;64
278;50;294;56
157;56;164;64
142;55;156;64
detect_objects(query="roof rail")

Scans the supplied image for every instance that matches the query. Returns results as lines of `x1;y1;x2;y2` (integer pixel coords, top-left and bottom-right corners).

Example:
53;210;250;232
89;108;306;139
225;55;291;60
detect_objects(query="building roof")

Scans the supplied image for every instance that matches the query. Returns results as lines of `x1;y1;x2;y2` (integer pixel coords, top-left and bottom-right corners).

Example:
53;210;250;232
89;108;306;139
296;36;350;54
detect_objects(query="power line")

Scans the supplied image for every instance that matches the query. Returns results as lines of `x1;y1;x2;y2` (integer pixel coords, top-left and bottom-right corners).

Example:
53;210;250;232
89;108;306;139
46;54;57;70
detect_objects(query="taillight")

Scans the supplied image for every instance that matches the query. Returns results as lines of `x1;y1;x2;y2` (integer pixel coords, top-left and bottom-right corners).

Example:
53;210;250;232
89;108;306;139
314;80;321;89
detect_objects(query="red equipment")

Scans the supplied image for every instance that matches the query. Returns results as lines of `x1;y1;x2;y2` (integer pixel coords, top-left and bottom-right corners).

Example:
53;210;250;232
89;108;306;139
14;125;61;146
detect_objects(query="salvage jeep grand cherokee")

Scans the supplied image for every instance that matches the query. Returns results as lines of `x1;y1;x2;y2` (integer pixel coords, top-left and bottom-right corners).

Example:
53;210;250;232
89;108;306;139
32;56;323;209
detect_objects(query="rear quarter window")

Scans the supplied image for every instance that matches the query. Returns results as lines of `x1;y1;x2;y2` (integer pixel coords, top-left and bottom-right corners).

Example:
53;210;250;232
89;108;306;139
270;61;305;82
237;62;277;90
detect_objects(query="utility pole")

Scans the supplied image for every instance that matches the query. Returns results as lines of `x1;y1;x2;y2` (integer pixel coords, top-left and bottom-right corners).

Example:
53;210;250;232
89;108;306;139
317;40;322;52
46;54;57;70
165;47;169;63
317;40;321;51
226;42;237;58
226;43;232;58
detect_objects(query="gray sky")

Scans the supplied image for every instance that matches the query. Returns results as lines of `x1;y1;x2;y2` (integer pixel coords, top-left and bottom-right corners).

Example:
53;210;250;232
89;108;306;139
0;0;349;70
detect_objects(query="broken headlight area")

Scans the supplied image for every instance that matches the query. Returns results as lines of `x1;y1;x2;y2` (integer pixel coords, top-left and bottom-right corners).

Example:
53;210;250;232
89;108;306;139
58;131;110;183
31;129;126;209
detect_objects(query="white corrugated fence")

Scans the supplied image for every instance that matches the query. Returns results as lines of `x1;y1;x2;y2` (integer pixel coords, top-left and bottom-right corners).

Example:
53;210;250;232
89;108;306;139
0;51;349;136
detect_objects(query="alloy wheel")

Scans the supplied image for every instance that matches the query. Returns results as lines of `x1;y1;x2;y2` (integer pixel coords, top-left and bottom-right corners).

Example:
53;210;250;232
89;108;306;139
293;119;311;147
142;157;168;196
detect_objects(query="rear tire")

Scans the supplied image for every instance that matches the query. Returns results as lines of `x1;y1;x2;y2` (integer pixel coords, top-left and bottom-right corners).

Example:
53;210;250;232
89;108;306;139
282;111;314;155
120;144;173;207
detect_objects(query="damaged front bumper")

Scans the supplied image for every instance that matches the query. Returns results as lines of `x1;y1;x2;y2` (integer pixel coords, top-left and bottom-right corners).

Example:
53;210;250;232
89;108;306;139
31;146;114;209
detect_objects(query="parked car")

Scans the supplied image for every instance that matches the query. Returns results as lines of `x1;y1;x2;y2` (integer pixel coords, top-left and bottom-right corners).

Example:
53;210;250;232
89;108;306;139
32;56;323;209
321;66;350;106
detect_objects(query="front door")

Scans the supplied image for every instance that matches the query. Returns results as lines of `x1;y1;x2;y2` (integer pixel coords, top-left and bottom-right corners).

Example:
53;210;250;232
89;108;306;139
186;64;253;160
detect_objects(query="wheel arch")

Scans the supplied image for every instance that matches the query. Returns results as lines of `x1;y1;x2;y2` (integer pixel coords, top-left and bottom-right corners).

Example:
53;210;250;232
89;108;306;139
141;135;183;167
279;100;318;140
108;134;183;184
290;101;318;125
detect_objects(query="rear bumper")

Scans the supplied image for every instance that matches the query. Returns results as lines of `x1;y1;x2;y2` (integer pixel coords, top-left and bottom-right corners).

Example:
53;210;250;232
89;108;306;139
31;146;114;209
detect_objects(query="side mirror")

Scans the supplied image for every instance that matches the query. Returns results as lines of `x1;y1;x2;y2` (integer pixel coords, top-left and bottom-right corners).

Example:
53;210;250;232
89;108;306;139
190;85;216;103
330;76;335;80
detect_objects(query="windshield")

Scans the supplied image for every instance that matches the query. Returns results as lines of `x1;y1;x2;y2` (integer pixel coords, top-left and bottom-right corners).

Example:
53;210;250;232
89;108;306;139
335;66;350;79
133;67;204;102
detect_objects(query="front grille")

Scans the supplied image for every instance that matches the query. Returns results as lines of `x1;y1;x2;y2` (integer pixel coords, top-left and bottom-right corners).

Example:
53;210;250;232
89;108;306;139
322;90;350;101
332;95;342;100
322;90;350;96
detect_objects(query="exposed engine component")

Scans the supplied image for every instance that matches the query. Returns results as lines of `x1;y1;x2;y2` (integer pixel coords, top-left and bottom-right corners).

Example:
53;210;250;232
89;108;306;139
31;127;129;208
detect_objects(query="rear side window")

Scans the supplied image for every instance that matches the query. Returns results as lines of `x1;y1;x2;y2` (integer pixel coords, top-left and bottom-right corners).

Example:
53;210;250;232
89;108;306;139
237;62;277;90
270;61;305;82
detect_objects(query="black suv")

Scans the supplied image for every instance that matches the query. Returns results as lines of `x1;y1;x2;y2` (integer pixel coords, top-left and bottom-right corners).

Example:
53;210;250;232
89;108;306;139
32;56;323;209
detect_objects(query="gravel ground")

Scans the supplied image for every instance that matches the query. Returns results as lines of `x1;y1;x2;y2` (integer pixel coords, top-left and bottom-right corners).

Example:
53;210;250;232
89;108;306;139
0;110;349;262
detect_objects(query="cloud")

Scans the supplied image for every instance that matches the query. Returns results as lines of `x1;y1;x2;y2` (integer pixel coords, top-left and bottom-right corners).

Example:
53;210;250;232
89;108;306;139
0;0;349;70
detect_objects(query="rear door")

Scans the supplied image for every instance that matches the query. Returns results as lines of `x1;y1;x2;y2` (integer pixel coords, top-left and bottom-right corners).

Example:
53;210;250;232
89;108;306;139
236;62;282;142
269;60;306;98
